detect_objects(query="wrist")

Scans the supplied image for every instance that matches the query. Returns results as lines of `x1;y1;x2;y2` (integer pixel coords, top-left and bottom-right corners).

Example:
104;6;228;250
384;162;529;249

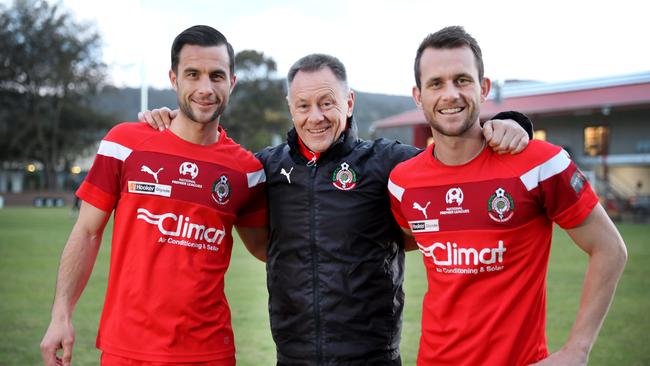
562;341;591;359
50;302;74;323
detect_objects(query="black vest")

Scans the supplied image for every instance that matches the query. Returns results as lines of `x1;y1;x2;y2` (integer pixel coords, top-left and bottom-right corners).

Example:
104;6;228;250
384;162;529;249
256;126;420;365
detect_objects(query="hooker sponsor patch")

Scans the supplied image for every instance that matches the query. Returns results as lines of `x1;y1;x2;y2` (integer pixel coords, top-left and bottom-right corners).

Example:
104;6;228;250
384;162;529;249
128;181;172;197
409;219;439;233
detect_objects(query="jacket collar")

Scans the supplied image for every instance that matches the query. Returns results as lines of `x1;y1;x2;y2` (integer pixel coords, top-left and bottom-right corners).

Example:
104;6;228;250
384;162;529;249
287;116;359;165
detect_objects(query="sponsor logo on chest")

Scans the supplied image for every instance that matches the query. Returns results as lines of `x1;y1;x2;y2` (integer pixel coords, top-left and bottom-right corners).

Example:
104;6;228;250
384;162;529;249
172;161;203;189
128;181;172;197
137;208;226;252
418;240;507;275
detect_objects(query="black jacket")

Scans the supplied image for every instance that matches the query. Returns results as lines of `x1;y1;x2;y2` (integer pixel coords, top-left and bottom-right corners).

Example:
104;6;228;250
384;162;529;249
255;112;532;365
257;125;419;365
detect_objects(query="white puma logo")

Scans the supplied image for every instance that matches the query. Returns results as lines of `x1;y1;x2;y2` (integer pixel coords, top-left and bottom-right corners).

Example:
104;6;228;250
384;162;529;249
413;201;431;219
280;167;293;184
141;165;163;184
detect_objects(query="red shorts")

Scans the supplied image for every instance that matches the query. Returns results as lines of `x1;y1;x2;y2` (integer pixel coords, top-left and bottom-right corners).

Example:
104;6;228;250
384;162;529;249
100;353;236;366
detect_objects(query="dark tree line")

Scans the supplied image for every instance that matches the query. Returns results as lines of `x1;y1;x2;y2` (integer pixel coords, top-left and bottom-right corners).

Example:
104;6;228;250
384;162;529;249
0;0;112;190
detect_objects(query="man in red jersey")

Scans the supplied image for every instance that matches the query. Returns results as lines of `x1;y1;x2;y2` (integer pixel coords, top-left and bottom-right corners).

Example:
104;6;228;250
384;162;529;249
388;26;627;366
40;25;268;366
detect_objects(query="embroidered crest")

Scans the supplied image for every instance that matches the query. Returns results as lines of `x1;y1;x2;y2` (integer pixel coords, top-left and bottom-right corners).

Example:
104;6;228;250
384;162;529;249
331;162;358;191
212;175;231;205
487;187;514;222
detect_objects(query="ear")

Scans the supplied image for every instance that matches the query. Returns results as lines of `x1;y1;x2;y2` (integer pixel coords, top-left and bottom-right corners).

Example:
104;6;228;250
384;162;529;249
346;89;355;117
169;69;177;91
480;77;491;103
229;74;237;94
412;86;423;109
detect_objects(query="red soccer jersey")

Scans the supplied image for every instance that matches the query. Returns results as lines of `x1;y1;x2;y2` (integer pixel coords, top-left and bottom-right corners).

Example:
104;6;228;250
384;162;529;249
77;123;267;362
388;140;598;366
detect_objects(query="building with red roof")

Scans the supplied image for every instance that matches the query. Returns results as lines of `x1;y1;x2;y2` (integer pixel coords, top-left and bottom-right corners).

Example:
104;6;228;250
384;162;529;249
371;72;650;214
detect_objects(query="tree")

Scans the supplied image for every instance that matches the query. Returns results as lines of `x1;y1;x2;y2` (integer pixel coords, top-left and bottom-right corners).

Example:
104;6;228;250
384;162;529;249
0;0;111;190
222;50;291;151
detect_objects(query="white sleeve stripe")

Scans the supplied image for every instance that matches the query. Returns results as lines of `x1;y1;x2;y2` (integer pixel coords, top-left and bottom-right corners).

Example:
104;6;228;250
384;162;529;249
520;150;571;191
388;179;405;202
97;140;132;161
247;169;266;188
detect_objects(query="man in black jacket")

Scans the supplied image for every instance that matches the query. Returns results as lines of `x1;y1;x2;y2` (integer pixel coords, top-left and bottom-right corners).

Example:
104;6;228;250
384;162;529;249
141;53;532;365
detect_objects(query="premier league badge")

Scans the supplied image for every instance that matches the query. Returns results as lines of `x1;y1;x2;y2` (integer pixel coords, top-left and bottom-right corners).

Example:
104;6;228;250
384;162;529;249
212;175;231;205
332;162;358;191
488;187;514;222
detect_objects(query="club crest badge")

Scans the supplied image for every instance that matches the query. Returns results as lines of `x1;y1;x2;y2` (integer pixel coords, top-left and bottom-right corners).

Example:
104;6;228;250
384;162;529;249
212;175;231;205
488;187;514;223
332;162;358;191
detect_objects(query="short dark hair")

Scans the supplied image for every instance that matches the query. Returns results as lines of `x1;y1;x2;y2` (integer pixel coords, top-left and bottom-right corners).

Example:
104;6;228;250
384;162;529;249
287;53;348;90
171;25;235;76
414;26;484;89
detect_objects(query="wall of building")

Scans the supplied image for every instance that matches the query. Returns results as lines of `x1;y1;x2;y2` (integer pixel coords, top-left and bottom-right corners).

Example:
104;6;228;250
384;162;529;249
534;108;650;159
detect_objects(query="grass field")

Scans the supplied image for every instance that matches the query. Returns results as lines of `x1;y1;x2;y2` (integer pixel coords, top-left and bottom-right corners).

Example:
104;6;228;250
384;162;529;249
0;207;648;365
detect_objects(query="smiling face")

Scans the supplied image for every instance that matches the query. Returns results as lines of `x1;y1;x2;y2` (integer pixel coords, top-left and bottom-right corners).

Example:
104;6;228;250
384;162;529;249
169;44;236;125
413;46;490;138
287;67;354;153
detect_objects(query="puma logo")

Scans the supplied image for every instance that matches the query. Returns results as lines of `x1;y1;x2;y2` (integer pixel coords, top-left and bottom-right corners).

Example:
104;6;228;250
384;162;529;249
141;165;163;184
280;167;293;184
413;201;431;219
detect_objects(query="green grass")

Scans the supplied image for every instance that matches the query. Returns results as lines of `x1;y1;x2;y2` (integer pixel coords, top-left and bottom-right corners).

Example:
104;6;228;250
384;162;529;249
0;207;648;365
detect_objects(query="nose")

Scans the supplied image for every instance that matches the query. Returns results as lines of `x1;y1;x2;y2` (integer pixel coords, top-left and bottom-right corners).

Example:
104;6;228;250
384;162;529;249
306;105;325;123
196;75;214;97
441;82;460;101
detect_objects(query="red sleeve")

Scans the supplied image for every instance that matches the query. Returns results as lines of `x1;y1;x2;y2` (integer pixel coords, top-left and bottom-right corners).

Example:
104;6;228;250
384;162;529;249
76;137;127;213
76;180;117;212
234;165;268;227
536;160;599;229
388;177;410;230
235;182;268;227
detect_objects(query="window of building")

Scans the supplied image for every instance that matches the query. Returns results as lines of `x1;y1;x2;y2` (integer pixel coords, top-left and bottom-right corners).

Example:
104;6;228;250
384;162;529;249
584;126;609;156
533;130;546;141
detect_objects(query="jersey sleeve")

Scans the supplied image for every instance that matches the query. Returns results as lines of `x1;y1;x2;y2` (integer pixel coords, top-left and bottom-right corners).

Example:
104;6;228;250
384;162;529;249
387;175;410;230
234;168;268;227
521;149;599;229
77;134;131;212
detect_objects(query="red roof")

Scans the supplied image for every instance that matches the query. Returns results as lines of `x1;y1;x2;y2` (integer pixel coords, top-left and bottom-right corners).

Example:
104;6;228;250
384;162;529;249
373;81;650;129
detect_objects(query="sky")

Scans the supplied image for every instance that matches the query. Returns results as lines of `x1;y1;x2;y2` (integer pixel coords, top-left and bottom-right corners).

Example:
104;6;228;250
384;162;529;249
16;0;650;96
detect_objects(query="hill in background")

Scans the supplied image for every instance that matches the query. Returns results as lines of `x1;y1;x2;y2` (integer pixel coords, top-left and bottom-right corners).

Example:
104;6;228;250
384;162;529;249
91;86;414;142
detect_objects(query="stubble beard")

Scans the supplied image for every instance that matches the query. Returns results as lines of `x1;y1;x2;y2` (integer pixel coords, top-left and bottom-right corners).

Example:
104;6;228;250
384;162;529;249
178;98;226;125
429;106;480;138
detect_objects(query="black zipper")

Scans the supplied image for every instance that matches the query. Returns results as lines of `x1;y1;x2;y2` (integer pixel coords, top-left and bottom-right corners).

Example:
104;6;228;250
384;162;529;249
309;165;322;365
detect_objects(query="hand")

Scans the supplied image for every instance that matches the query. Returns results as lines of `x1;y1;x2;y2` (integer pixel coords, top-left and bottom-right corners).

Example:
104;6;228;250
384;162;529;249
40;320;75;366
528;348;588;366
483;118;529;154
137;107;177;131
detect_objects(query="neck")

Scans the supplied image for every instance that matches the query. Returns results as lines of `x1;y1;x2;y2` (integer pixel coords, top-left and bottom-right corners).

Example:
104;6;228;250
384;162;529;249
432;127;485;166
170;114;220;145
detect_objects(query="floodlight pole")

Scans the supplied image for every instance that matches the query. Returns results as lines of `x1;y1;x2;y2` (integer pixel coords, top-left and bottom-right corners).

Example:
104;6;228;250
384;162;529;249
139;0;148;112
